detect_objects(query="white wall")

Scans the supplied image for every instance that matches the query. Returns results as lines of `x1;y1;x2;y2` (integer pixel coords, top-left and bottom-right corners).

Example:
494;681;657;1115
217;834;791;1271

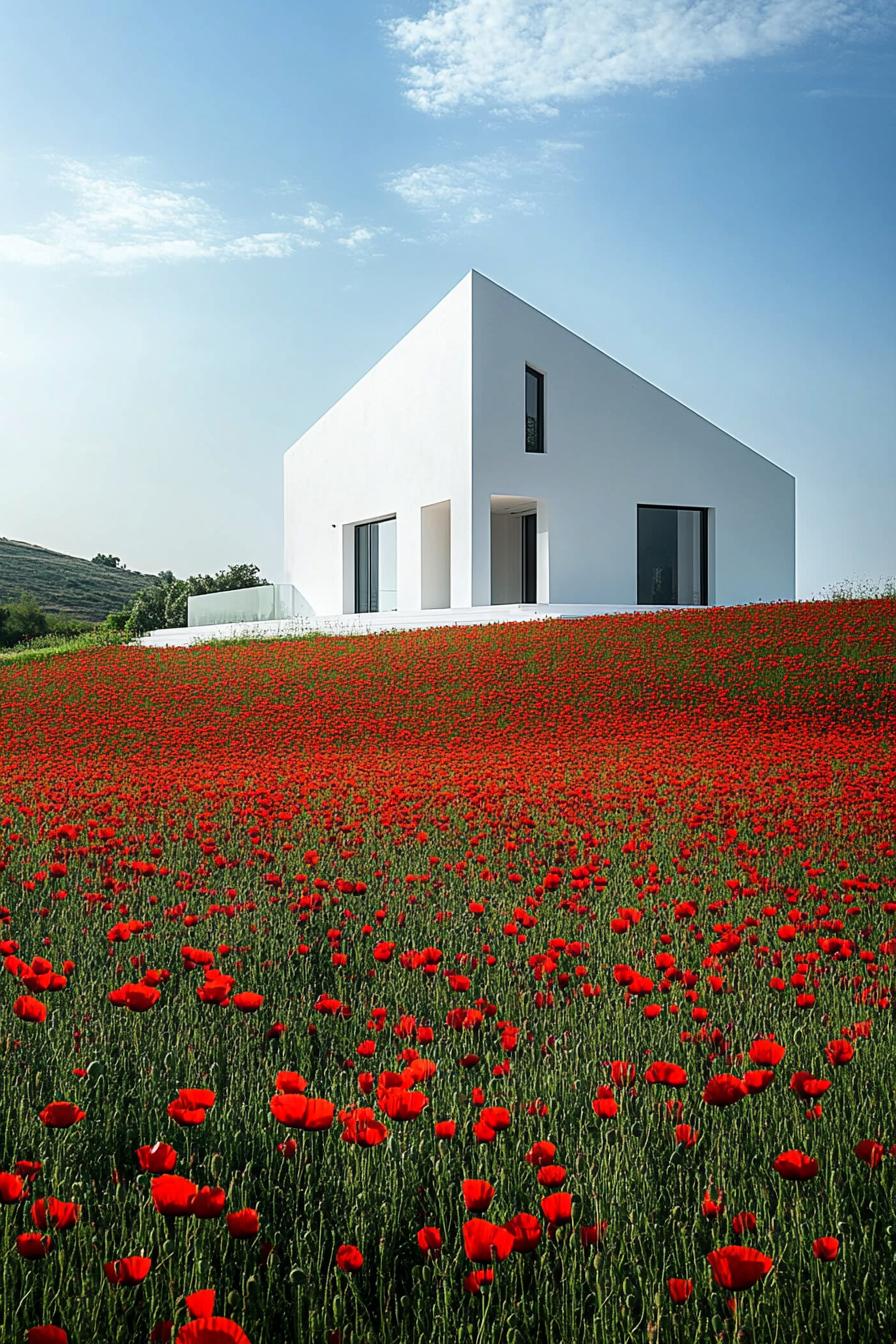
471;272;795;606
421;500;451;608
284;275;473;614
490;512;521;603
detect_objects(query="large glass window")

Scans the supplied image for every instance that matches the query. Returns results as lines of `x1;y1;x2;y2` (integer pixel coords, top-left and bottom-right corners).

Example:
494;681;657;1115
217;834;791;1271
525;366;544;453
354;517;397;613
637;506;707;605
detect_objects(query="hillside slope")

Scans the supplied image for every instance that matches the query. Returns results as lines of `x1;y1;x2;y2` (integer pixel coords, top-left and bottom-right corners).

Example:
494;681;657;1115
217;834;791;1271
0;536;158;622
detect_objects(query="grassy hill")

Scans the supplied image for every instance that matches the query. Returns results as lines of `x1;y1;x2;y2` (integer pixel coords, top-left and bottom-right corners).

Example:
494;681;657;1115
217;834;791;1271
0;537;158;623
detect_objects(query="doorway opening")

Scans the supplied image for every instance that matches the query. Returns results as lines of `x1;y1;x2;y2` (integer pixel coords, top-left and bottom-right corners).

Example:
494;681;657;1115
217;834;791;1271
490;496;540;604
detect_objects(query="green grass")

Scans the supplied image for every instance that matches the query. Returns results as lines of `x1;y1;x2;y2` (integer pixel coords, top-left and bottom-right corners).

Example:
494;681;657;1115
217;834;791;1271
0;628;121;665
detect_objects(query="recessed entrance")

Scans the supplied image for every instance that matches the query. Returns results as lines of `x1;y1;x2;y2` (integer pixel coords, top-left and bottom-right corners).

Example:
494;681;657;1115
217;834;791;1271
490;496;541;604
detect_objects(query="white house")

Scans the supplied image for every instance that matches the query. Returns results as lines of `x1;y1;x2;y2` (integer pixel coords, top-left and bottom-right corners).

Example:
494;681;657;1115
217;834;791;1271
164;270;794;643
280;270;794;618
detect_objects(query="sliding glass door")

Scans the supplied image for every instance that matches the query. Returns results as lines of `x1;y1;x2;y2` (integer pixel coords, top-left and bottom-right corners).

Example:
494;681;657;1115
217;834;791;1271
354;517;397;613
637;506;708;605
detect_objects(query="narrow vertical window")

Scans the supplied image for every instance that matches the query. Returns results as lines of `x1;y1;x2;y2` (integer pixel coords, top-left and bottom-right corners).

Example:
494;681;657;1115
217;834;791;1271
521;513;537;602
525;366;544;453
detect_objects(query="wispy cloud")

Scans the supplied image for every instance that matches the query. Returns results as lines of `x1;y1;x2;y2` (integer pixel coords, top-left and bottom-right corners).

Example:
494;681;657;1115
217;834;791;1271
0;160;389;271
387;139;581;228
388;0;888;115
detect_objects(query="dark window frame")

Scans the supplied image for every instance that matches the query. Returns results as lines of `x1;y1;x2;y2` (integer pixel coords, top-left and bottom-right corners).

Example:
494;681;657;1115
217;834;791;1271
525;365;544;454
354;515;396;614
637;504;709;606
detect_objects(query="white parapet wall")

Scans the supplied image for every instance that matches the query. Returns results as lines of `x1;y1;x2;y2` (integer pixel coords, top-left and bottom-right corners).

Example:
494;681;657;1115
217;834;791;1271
140;602;705;648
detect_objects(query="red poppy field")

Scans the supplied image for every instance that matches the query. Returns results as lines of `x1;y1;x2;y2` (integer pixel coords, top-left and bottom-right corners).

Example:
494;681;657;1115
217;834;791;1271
1;599;894;1344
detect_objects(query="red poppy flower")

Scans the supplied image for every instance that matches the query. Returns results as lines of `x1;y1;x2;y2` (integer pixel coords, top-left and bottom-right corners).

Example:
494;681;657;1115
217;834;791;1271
675;1124;699;1147
789;1072;830;1100
274;1072;307;1094
0;1171;25;1203
151;1174;199;1216
13;996;47;1023
812;1237;840;1260
608;1060;636;1086
137;1143;178;1173
731;1211;757;1236
167;1099;208;1127
825;1039;854;1067
504;1211;541;1252
462;1179;495;1212
702;1075;749;1106
175;1319;251;1344
186;1290;216;1319
104;1256;152;1285
479;1105;511;1132
38;1101;85;1128
416;1226;442;1255
378;1088;428;1121
335;1244;363;1272
269;1095;334;1130
17;1233;52;1259
189;1186;226;1218
701;1186;725;1218
524;1141;556;1166
748;1038;785;1067
232;992;264;1012
592;1089;618;1119
854;1139;885;1169
773;1150;819;1180
434;1120;456;1139
644;1061;687;1087
706;1245;773;1290
743;1069;775;1094
462;1218;514;1263
108;983;161;1012
580;1221;607;1247
339;1106;389;1146
27;1329;68;1344
536;1164;567;1187
226;1208;260;1238
667;1279;693;1303
540;1192;572;1226
463;1268;494;1294
178;1088;216;1109
30;1198;80;1230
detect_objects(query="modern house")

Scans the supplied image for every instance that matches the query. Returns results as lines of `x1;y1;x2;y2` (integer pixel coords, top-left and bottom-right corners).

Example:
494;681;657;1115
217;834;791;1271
164;270;794;643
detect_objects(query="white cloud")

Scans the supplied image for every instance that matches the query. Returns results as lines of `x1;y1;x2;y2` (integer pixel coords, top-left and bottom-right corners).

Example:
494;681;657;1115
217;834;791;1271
0;159;387;272
388;0;887;115
387;139;580;226
336;224;392;250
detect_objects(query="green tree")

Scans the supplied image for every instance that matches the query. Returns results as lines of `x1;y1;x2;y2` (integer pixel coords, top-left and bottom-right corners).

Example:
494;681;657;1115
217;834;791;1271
0;592;50;648
122;563;267;636
91;553;121;568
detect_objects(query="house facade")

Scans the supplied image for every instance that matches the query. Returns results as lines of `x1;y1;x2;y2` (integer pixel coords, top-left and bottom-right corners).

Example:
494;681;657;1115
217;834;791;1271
283;270;795;617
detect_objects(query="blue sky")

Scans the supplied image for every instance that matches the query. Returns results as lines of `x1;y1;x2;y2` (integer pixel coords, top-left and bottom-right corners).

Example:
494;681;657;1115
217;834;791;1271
0;0;893;596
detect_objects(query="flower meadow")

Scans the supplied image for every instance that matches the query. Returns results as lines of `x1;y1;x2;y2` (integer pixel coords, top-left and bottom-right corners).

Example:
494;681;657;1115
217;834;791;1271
0;599;894;1344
